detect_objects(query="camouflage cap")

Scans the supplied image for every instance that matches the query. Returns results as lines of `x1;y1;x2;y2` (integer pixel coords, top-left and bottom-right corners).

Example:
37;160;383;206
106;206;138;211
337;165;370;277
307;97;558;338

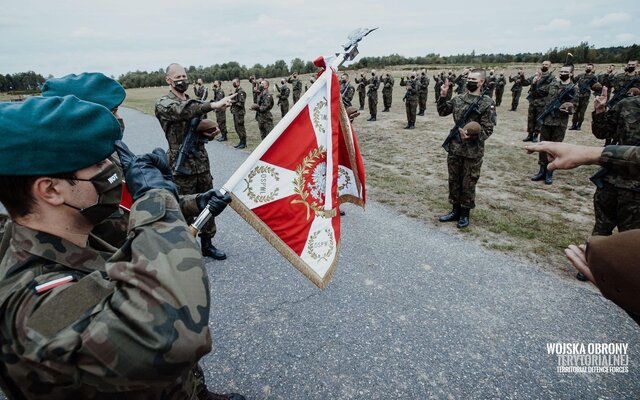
0;96;122;175
42;72;126;110
462;121;481;136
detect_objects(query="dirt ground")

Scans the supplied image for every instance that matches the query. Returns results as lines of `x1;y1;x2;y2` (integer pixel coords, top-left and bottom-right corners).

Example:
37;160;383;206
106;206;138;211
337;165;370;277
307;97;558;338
123;63;609;279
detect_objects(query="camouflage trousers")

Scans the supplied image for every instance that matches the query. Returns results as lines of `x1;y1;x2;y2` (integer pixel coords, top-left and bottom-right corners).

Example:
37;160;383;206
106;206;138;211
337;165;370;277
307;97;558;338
382;90;392;110
280;100;289;118
447;154;484;209
216;110;227;135
418;91;428;114
527;102;545;134
511;89;521;110
368;92;378;118
173;172;216;236
259;119;273;140
405;100;417;125
592;183;640;235
538;125;567;166
495;89;504;107
571;95;590;127
232;112;246;141
292;90;301;103
358;90;366;109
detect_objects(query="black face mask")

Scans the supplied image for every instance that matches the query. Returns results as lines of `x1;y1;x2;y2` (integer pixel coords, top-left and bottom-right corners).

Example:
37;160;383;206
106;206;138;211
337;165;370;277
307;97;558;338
559;74;571;81
625;66;636;73
64;163;123;226
410;75;415;79
173;79;189;93
466;82;479;92
341;79;347;84
586;69;593;73
541;66;549;73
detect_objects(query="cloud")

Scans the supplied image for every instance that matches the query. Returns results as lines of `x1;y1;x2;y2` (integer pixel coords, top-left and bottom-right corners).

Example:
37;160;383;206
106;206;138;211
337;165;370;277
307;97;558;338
616;33;639;43
536;19;571;31
591;12;632;28
69;27;117;40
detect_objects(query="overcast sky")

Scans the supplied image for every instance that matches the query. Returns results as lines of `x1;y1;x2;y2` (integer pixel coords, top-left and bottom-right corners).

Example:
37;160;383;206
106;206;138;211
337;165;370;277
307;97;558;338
1;0;637;78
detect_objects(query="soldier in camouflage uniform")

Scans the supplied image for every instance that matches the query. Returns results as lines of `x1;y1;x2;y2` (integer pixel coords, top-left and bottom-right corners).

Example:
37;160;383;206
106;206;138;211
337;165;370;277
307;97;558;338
437;68;495;228
252;79;274;140
530;64;578;185
509;68;526;111
194;78;209;101
276;78;290;118
494;73;507;107
521;60;556;142
230;78;247;149
453;69;468;95
400;72;418;129
366;70;380;121
611;60;639;101
156;63;233;260
340;72;355;108
287;72;302;103
381;73;394;112
590;87;640;236
433;72;445;102
355;72;367;110
569;63;598;130
0;96;238;400
598;64;617;101
212;80;229;142
249;75;259;103
417;69;430;116
485;70;497;98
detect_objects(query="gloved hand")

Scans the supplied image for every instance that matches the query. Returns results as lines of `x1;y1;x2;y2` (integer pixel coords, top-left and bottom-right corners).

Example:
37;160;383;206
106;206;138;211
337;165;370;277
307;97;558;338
196;189;231;217
115;140;179;201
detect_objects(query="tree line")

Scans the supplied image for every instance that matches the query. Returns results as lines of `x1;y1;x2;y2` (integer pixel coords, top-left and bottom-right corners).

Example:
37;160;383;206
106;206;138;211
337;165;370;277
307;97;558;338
0;71;48;93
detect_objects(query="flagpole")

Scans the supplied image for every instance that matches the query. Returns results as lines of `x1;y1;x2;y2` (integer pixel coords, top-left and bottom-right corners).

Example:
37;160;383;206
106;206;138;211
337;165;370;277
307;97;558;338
324;69;334;212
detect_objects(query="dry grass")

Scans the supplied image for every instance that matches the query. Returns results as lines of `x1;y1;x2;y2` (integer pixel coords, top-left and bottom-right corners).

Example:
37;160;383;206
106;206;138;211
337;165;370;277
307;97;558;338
124;64;607;278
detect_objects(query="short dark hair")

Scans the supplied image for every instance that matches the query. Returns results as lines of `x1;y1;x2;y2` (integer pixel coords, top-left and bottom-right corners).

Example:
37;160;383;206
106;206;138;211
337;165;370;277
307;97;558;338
563;64;575;73
470;68;486;80
0;173;76;218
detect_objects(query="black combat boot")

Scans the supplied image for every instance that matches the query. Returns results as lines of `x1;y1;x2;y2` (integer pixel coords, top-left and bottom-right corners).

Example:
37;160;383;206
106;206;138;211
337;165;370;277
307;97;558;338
234;139;246;149
544;169;553;185
217;133;227;142
576;122;582;131
531;165;546;181
382;107;389;112
200;234;227;260
532;133;539;142
367;116;376;121
457;207;470;228
404;123;412;129
522;132;534;142
417;111;424;116
409;124;415;129
569;124;577;130
438;204;461;222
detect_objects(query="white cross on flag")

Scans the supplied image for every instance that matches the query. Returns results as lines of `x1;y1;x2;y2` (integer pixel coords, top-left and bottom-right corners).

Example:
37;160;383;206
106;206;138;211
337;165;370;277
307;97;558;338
222;65;365;289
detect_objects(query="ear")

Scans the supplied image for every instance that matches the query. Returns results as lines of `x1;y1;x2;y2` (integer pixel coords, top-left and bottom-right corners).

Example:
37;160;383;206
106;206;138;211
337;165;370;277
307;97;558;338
165;76;172;86
33;177;66;207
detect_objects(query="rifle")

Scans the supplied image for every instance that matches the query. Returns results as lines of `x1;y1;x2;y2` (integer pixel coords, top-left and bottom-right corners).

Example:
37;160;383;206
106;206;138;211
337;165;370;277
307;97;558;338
607;77;640;108
442;86;489;152
174;116;203;175
526;69;556;101
577;74;597;95
535;83;576;125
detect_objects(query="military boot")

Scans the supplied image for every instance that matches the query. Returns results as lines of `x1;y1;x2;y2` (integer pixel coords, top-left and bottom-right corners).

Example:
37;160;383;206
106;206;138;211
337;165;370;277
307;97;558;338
404;123;412;129
569;123;578;130
438;204;460;222
576;122;582;131
544;169;554;185
217;133;227;142
234;138;246;149
200;234;227;260
457;207;470;228
532;133;539;142
531;165;546;181
367;116;376;121
522;132;534;142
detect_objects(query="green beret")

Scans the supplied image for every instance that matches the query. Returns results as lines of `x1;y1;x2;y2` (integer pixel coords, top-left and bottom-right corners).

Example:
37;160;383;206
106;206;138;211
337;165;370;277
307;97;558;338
42;72;126;110
0;96;122;176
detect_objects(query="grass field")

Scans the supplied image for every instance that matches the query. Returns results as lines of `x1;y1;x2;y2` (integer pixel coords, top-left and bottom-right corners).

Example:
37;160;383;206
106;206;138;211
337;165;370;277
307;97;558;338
123;63;607;278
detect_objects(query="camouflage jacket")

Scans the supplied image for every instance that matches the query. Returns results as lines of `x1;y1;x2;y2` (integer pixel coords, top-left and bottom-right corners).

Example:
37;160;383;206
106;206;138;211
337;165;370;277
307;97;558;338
612;72;640;96
230;86;246;115
522;72;556;106
155;91;213;176
213;87;225;102
592;96;640;190
495;76;507;91
277;84;290;103
366;76;379;96
600;145;640;178
400;77;418;103
509;74;526;92
381;76;394;93
541;80;578;128
340;81;355;107
437;92;495;158
193;85;208;101
355;76;367;92
573;72;598;98
0;190;211;400
256;90;274;124
598;72;616;89
287;77;302;94
418;75;430;94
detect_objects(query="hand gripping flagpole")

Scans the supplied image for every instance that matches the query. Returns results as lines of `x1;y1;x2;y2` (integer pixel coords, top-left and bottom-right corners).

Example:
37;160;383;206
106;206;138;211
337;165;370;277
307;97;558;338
190;28;377;236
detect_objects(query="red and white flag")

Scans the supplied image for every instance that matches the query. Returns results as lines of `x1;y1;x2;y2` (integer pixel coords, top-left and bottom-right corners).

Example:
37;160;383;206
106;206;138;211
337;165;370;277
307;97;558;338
222;66;364;289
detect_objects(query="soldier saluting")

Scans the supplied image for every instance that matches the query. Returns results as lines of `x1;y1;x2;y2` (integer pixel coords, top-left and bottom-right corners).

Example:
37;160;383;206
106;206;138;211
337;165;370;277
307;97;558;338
276;78;291;117
251;79;274;140
400;71;418;129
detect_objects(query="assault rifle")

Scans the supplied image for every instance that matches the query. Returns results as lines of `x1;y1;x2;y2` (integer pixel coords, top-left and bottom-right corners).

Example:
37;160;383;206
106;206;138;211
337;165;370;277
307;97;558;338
535;83;576;125
441;85;489;152
577;74;597;95
607;77;640;109
526;69;556;101
174;116;203;175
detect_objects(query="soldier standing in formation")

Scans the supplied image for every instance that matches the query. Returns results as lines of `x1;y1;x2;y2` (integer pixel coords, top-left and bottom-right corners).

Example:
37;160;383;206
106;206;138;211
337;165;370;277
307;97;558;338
522;60;555;142
417;69;430;116
570;63;598;131
212;80;228;142
287;72;302;103
156;63;233;260
494;73;507;107
400;72;418;129
530;64;578;185
598;64;617;101
366;69;380;121
251;79;274;140
437;68;495;228
231;78;247;149
355;72;367;110
433;72;445;102
340;72;355;107
611;60;639;100
453;69;468;95
276;78;290;117
249;75;260;103
485;70;497;98
381;72;394;112
509;67;526;111
194;78;208;101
